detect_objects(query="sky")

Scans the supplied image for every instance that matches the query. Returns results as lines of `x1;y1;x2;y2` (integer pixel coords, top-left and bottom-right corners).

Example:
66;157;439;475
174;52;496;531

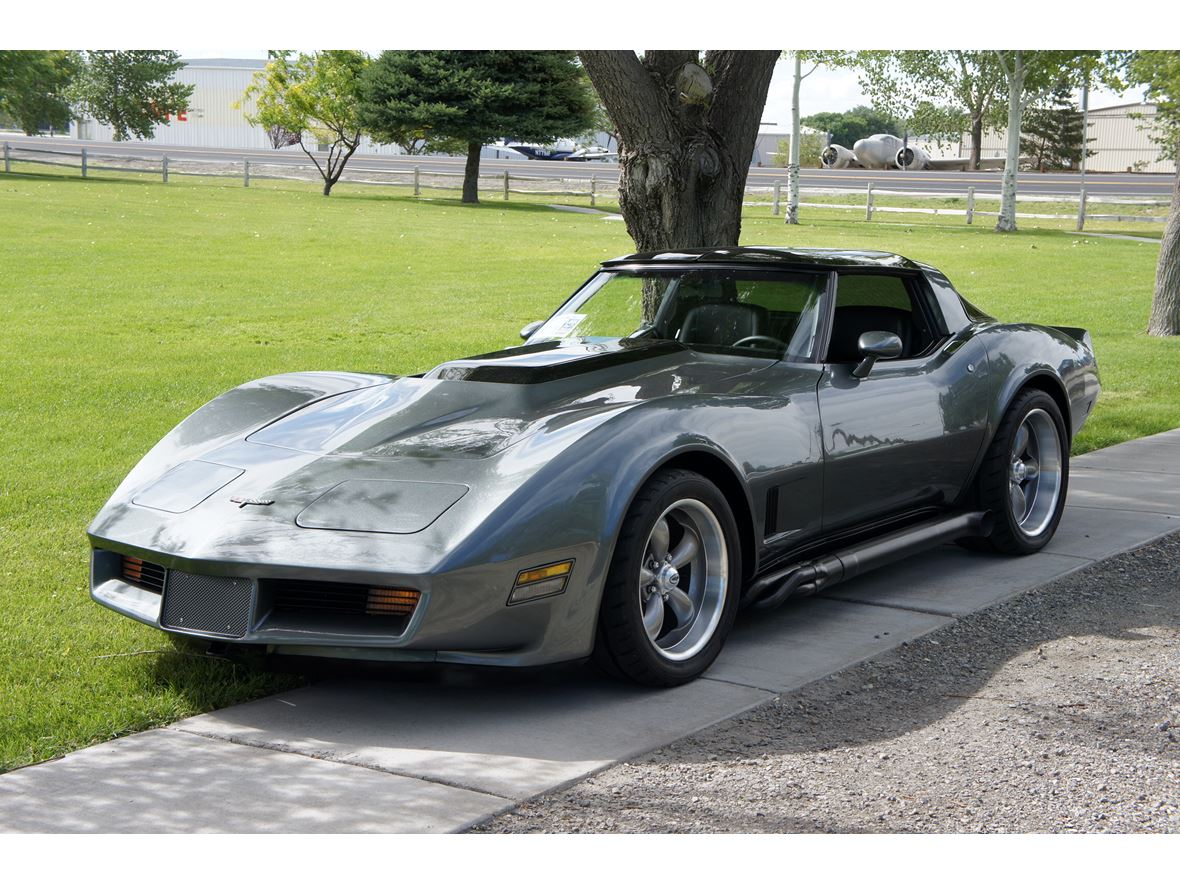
761;58;1146;126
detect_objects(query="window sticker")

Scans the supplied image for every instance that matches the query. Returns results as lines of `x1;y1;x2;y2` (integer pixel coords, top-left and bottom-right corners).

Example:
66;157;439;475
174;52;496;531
533;313;586;340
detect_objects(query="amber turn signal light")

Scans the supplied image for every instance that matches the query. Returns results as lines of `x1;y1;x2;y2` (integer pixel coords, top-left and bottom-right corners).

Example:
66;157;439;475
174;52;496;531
509;560;573;605
365;587;420;616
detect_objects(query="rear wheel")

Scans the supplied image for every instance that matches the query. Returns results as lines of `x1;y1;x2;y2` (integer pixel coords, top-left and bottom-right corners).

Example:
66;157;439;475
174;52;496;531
593;469;741;686
970;389;1069;554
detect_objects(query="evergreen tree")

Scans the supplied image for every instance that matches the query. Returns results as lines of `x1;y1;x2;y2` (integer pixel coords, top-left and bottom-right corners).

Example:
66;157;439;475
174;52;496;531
359;51;597;203
1021;84;1092;171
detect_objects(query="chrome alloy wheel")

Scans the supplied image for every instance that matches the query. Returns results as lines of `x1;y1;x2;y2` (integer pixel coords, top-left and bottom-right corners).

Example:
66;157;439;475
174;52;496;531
1009;408;1063;537
637;498;729;662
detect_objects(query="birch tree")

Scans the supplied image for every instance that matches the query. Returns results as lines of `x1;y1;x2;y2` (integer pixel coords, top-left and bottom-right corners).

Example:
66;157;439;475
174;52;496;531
993;51;1032;232
784;52;820;225
579;51;778;251
992;51;1109;232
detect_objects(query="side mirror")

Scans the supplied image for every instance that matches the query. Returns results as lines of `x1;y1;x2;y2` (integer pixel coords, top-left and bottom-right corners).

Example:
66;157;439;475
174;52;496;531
520;320;544;341
851;331;903;379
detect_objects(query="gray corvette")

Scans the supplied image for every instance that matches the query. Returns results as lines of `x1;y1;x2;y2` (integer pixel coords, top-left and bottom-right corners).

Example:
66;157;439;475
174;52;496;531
89;247;1100;685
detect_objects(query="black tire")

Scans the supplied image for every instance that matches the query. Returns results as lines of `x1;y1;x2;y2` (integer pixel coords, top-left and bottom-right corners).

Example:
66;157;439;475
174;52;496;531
593;468;741;687
969;388;1069;555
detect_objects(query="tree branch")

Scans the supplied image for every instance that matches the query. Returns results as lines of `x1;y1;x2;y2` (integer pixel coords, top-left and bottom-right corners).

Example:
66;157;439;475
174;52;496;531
644;50;699;83
704;50;779;138
994;50;1012;80
580;50;671;146
298;135;327;180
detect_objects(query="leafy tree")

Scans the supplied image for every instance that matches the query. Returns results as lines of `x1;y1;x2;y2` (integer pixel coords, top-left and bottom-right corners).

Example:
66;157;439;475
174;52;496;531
579;50;778;252
257;51;301;149
801;104;901;148
67;51;192;142
1021;83;1093;171
0;50;78;134
359;51;597;203
842;51;1007;170
774;134;823;168
1126;50;1180;336
242;51;368;196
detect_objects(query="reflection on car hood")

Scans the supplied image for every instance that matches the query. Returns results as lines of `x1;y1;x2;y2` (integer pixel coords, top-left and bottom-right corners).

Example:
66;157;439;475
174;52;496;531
247;338;772;460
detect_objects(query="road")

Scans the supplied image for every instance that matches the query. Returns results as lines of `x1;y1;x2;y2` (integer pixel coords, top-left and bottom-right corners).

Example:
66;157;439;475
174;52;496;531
5;134;1173;198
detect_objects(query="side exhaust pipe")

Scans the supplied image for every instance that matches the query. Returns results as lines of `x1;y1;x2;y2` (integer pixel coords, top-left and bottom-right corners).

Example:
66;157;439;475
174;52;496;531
750;510;993;612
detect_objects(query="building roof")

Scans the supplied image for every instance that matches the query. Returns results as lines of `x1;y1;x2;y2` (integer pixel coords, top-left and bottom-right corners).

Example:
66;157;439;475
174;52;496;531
602;246;921;271
1088;101;1157;114
180;58;268;70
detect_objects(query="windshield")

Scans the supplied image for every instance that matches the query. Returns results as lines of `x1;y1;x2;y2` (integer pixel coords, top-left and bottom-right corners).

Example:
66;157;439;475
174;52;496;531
528;269;827;361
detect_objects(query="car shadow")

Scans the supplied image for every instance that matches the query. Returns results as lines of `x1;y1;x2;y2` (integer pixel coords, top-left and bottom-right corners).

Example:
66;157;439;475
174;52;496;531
147;533;1177;804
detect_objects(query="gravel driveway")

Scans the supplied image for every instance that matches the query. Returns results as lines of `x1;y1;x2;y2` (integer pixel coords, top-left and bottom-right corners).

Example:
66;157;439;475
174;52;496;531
476;532;1180;833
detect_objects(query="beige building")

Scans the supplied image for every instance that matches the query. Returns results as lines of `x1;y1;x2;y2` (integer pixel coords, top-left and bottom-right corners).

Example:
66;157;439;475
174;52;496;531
965;102;1174;174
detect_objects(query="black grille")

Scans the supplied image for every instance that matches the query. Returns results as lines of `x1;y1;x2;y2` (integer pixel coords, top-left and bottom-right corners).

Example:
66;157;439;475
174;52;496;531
160;571;254;638
270;579;368;616
122;556;166;594
267;580;420;618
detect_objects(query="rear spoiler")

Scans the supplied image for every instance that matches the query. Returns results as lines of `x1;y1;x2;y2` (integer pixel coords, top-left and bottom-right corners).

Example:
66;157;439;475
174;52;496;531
1053;325;1094;353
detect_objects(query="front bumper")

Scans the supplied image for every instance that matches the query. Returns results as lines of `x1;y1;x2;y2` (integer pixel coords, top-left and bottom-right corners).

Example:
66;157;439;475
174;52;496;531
89;543;599;667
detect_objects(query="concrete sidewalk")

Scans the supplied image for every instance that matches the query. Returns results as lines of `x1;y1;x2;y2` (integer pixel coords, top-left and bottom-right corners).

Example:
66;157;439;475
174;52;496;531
2;431;1177;833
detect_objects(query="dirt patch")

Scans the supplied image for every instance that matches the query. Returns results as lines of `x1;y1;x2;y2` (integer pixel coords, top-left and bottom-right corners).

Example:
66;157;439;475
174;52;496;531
476;533;1180;833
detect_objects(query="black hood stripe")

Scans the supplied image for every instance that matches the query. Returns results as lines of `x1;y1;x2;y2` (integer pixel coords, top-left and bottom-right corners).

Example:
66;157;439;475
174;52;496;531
432;340;686;384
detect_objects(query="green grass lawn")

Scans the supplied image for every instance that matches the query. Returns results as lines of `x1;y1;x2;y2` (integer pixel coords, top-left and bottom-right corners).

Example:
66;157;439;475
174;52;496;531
0;165;1175;773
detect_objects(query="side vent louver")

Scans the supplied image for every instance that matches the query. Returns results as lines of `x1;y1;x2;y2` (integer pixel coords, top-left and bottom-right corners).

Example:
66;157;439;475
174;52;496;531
765;487;780;537
122;556;167;594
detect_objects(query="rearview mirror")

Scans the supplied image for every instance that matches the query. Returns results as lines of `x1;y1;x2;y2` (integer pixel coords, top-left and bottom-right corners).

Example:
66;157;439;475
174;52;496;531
852;331;903;378
520;320;544;340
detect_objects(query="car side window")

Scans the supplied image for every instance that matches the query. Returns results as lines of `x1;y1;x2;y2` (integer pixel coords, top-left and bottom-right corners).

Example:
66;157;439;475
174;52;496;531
656;271;827;361
826;273;938;363
733;274;827;360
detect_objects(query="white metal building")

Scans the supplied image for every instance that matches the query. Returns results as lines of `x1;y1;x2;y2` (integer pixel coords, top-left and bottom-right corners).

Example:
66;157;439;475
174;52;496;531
68;57;614;162
966;103;1174;174
72;59;276;149
71;58;421;155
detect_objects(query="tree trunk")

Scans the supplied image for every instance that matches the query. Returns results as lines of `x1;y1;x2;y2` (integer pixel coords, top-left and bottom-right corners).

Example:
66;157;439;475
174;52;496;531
969;115;983;170
786;53;802;225
580;50;778;252
462;141;481;204
996;53;1024;233
1148;154;1180;336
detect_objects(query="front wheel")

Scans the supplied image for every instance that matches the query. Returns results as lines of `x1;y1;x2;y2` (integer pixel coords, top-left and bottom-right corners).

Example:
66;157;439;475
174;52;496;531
593;469;741;686
971;389;1069;555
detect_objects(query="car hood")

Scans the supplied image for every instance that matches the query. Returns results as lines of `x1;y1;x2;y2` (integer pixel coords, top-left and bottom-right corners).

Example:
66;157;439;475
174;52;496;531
90;338;794;570
244;338;771;460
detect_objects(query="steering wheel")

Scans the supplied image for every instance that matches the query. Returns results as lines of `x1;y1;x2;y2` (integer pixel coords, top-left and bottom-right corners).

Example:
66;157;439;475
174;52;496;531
732;334;787;351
